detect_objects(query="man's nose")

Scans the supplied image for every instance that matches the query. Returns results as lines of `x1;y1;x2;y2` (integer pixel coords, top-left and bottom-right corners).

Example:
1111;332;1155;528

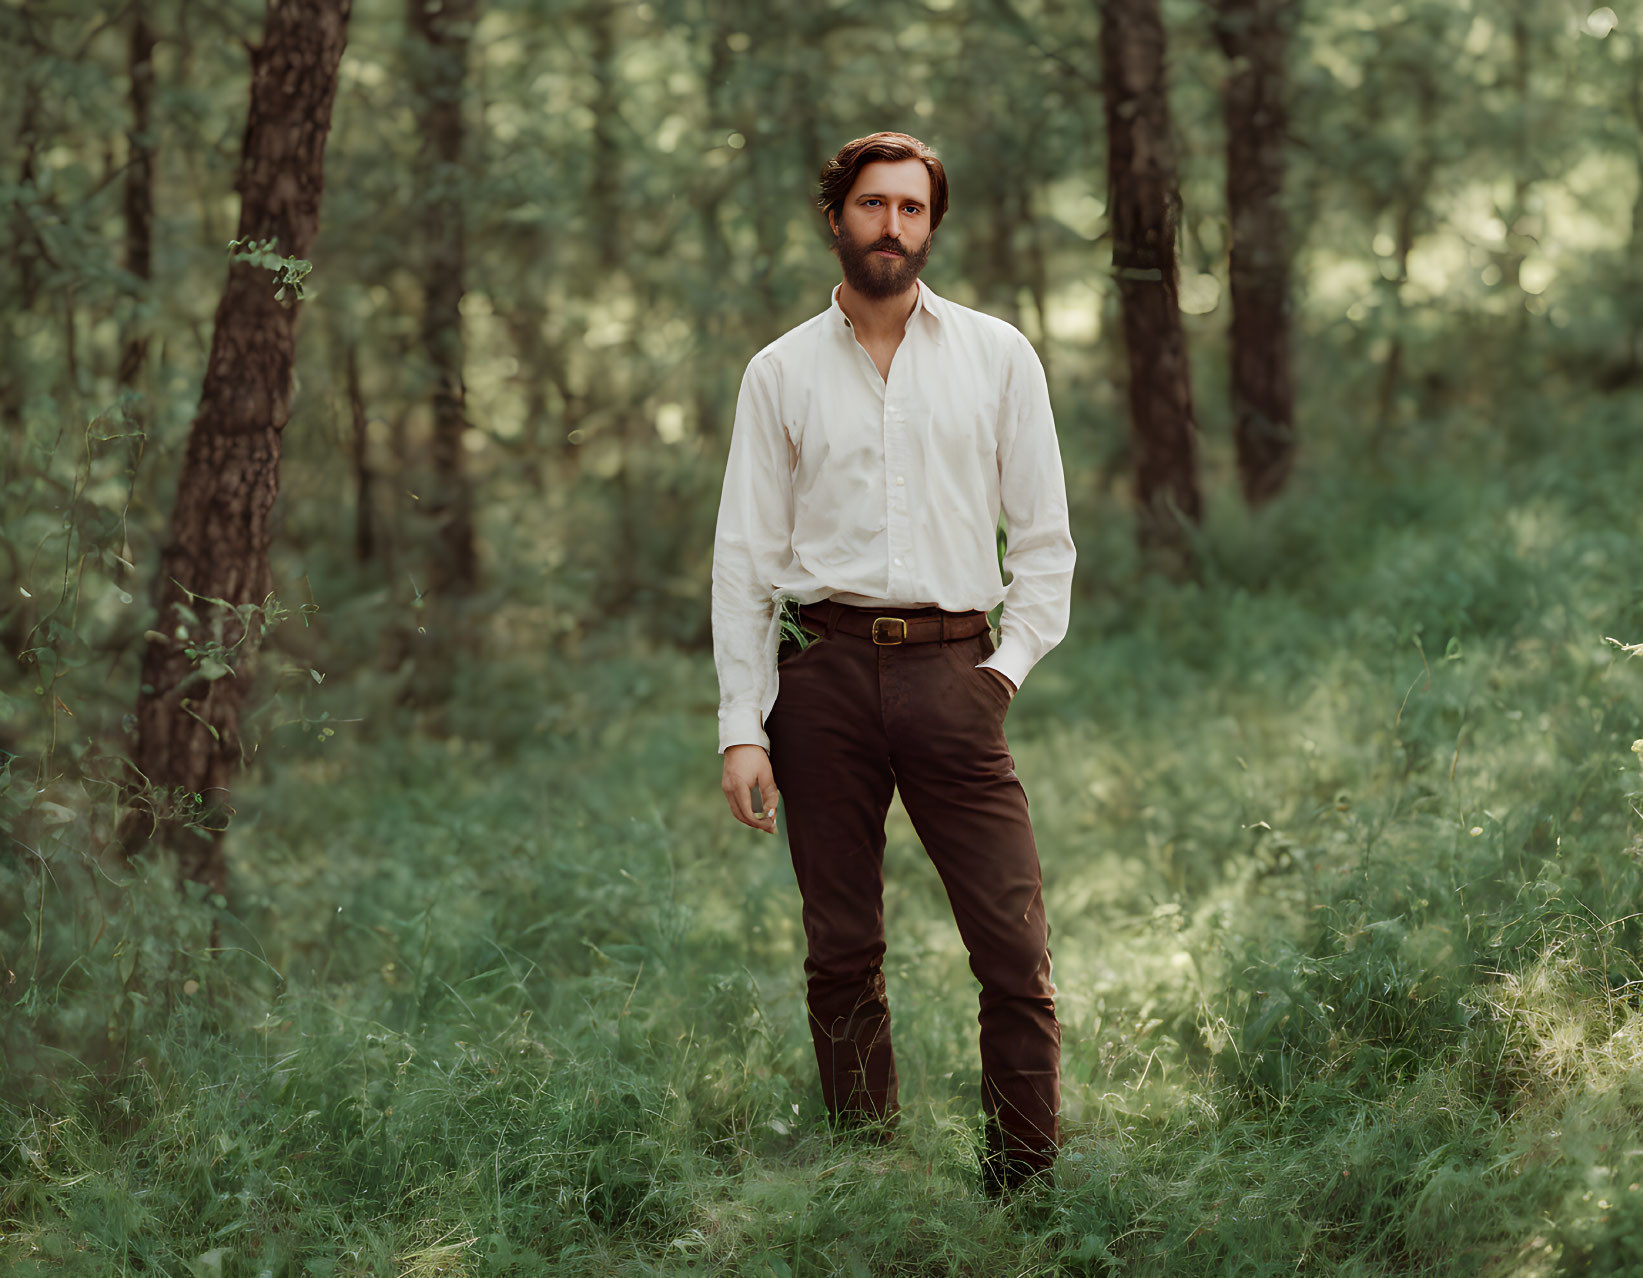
884;205;902;238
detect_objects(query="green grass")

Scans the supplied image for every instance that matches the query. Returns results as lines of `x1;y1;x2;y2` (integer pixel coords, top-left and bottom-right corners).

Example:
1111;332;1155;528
3;388;1643;1275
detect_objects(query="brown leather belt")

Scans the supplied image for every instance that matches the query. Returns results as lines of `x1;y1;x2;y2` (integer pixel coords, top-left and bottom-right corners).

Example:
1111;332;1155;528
799;600;990;646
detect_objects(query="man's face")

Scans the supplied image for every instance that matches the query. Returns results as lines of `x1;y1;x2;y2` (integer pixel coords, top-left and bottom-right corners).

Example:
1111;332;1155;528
831;158;934;300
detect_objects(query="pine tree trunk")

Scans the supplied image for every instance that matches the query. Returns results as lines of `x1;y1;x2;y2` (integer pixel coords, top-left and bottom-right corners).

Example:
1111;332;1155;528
1623;42;1643;384
125;0;352;892
346;341;375;562
3;97;41;486
408;0;480;599
693;29;735;448
1499;0;1537;333
1214;0;1295;506
118;3;157;390
1100;0;1202;568
1373;62;1436;440
589;5;622;274
13;96;40;314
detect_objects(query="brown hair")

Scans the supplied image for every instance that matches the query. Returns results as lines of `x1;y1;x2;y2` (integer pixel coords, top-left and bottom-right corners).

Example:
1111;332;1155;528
817;132;949;236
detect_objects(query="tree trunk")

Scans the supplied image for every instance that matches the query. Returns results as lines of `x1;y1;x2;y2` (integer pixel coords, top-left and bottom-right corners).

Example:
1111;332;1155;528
118;3;157;390
1214;0;1295;506
3;97;42;487
407;0;480;598
346;341;375;562
503;305;550;488
1100;0;1202;569
125;0;352;893
13;96;40;313
1497;0;1536;320
1621;39;1643;385
1373;54;1436;439
1023;187;1052;384
589;5;622;273
690;14;760;449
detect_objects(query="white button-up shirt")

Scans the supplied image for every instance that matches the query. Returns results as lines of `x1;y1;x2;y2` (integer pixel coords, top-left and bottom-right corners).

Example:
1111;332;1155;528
711;280;1075;753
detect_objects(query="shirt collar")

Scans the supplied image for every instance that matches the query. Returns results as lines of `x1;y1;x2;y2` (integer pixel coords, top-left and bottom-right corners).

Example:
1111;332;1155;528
829;279;947;345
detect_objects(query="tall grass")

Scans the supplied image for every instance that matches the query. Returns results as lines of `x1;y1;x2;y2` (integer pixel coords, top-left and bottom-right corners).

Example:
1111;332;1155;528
3;387;1642;1275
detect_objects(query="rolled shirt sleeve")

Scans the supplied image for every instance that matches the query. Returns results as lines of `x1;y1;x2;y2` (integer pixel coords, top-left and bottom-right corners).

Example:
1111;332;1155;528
977;331;1075;690
711;356;794;754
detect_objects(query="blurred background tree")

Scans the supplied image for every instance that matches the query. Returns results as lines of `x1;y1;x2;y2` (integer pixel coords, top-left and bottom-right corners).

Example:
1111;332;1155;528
1212;0;1295;507
1101;0;1205;572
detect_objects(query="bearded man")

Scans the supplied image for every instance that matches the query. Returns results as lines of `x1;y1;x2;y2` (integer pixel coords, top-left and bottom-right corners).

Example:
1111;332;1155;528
711;131;1075;1194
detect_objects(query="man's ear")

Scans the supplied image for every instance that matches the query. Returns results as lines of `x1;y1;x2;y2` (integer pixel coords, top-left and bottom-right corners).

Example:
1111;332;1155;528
827;208;838;239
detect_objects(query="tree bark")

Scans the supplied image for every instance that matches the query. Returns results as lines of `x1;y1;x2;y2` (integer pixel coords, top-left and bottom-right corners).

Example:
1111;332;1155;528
1496;1;1536;315
1100;0;1202;568
346;341;375;563
13;95;41;314
125;0;352;892
118;3;157;390
1621;36;1643;385
1369;25;1438;440
3;97;42;487
407;0;480;598
1213;0;1295;506
589;4;622;273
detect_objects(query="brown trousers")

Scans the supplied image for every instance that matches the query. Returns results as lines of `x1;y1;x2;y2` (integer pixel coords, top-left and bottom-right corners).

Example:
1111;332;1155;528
765;600;1060;1181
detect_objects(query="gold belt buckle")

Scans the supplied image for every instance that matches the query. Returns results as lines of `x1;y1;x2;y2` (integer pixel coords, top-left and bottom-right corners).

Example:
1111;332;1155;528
871;616;907;645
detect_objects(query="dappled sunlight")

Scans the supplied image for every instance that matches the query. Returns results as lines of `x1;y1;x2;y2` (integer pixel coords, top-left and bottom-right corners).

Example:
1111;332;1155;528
1541;151;1637;258
1299;244;1378;318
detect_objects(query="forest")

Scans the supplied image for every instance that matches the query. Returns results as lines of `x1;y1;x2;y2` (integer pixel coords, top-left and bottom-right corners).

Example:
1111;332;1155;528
3;0;1643;1272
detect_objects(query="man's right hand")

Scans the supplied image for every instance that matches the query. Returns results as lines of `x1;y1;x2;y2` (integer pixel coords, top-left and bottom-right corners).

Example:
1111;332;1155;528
722;744;779;834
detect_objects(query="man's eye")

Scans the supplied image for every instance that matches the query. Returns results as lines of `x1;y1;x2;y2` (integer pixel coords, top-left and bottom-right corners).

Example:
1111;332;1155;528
903;206;921;215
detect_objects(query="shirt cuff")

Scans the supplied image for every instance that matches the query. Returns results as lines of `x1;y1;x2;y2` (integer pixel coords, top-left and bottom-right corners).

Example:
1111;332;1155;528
718;706;769;755
976;635;1034;692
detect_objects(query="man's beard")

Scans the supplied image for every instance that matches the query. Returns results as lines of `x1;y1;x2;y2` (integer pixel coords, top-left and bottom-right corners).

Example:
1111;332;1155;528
837;224;932;299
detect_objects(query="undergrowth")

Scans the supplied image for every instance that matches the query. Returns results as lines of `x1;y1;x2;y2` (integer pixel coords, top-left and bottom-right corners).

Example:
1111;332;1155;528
3;388;1642;1275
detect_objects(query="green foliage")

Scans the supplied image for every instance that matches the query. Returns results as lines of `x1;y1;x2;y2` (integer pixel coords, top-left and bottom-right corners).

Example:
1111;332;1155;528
155;587;305;689
4;387;1642;1273
226;236;314;303
776;596;818;652
0;392;327;850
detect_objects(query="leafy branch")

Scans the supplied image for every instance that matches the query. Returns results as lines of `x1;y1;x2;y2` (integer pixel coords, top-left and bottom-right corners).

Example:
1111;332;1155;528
228;236;314;302
148;586;321;682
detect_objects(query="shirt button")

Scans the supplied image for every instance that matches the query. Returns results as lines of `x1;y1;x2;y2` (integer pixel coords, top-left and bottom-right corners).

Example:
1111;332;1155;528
892;557;903;567
894;475;905;486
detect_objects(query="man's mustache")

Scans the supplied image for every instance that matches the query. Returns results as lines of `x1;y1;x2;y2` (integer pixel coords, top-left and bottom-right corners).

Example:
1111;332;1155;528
866;238;904;257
